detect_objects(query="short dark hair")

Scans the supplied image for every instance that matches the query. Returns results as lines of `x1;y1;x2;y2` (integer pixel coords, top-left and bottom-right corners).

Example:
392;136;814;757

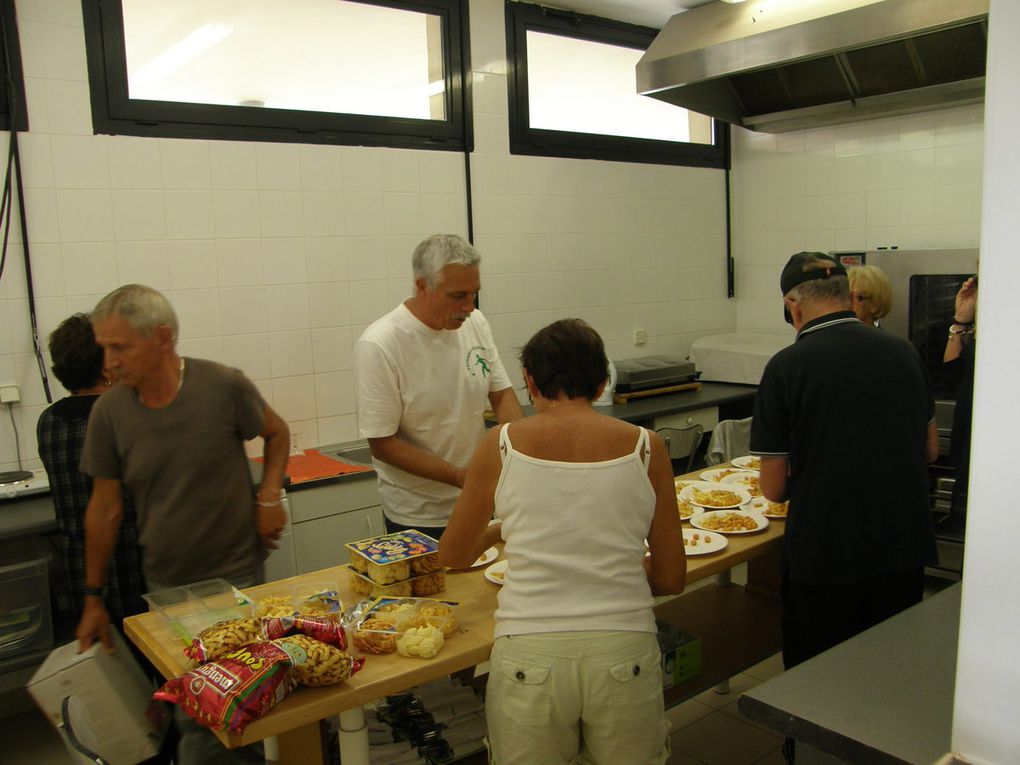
49;314;104;392
520;318;609;401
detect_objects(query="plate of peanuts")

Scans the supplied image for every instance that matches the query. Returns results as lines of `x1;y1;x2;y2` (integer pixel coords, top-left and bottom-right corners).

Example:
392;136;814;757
682;528;728;555
689;510;769;535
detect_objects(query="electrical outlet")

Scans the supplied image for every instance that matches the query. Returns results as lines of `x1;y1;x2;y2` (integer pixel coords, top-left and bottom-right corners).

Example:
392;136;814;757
633;329;647;345
0;384;20;404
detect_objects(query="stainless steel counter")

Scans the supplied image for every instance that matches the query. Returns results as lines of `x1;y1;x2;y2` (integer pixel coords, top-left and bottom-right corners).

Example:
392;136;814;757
738;584;960;765
0;496;58;540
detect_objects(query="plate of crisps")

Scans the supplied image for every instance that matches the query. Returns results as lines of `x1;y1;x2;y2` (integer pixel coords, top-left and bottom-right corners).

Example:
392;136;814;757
674;477;700;492
682;528;728;556
471;546;499;568
690;510;769;535
700;467;755;483
484;560;508;585
677;497;705;522
680;482;751;509
721;471;763;497
731;455;761;471
746;496;789;519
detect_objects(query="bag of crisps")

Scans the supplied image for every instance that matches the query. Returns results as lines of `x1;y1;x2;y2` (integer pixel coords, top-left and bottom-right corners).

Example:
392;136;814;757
262;615;349;650
184;617;264;664
155;641;297;733
273;634;365;687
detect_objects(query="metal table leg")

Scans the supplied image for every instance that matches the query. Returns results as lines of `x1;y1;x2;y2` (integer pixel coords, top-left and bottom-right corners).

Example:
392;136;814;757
338;706;370;765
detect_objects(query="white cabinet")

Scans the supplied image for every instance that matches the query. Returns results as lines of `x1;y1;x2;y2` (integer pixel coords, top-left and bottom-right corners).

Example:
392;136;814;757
288;476;385;575
654;406;719;432
292;508;384;574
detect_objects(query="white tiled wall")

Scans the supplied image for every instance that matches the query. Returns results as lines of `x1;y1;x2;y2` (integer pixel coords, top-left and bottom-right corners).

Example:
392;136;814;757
0;0;732;471
730;105;985;331
0;2;991;472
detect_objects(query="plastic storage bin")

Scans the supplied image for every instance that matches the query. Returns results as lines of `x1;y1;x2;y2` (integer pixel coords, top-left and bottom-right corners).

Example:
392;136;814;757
142;578;253;645
0;536;53;659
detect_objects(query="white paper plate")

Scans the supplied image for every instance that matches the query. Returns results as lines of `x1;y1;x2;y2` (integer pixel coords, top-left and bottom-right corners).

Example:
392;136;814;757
682;528;728;556
677;498;705;522
731;455;761;471
721;471;762;496
680;483;752;509
690;510;769;535
746;496;788;519
472;546;499;568
484;559;508;585
700;467;757;483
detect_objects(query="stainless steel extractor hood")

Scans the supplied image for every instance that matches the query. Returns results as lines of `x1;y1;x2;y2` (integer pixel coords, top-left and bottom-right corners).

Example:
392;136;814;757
637;0;989;133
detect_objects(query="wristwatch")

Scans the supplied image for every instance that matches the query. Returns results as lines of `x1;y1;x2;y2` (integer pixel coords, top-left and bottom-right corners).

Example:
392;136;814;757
83;585;106;598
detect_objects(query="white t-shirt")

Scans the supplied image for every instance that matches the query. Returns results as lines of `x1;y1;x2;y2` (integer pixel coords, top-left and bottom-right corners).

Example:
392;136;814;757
492;424;658;638
354;303;514;527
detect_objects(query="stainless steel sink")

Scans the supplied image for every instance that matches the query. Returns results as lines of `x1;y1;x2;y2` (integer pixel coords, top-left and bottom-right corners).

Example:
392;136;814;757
327;444;374;466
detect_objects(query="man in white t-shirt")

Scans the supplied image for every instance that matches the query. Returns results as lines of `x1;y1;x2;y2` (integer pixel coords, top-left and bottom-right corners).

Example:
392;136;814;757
354;234;524;538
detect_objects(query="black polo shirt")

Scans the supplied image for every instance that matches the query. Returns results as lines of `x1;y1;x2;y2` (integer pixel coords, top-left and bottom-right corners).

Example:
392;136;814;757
750;311;937;584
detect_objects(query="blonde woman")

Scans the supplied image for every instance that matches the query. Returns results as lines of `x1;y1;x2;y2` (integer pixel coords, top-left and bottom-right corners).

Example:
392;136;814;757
847;265;892;327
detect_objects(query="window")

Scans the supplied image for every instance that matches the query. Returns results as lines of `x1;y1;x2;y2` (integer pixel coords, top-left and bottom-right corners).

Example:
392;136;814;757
0;1;28;132
82;0;471;151
505;2;727;168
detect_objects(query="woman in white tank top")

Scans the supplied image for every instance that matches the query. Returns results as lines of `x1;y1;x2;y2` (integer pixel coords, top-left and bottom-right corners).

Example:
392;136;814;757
439;319;685;765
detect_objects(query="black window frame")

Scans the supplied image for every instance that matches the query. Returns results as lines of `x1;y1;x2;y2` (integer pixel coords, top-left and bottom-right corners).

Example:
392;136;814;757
505;1;728;169
80;0;473;152
0;0;29;132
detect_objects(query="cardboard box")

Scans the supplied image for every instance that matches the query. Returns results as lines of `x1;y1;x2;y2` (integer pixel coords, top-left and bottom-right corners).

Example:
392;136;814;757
656;621;702;689
28;630;163;765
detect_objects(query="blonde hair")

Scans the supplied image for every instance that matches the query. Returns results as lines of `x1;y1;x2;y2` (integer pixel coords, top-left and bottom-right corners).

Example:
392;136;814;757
847;265;893;321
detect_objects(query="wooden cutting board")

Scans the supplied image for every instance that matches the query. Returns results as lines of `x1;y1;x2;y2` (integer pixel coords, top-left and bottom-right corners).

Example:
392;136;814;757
256;449;371;484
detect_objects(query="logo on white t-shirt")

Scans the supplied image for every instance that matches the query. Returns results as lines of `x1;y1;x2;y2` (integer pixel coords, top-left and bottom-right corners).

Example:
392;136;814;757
465;346;493;378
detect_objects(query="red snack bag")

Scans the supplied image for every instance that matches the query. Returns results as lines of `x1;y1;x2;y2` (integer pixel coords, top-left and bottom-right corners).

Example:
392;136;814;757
155;641;297;733
262;615;349;650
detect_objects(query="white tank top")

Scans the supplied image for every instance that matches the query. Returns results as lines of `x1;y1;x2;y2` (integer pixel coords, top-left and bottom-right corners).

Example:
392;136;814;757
492;423;658;638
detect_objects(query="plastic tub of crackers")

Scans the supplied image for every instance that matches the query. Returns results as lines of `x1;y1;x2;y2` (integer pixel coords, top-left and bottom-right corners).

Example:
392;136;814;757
345;566;446;598
345;530;446;596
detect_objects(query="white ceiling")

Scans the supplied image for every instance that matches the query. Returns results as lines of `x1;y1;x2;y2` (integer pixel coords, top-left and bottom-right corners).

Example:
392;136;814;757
534;0;715;29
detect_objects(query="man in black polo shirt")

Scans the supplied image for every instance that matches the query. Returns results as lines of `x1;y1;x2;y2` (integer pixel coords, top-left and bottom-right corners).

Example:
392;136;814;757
751;252;939;675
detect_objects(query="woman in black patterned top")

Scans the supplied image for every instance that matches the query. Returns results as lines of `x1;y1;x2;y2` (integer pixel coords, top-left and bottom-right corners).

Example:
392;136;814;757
36;314;146;625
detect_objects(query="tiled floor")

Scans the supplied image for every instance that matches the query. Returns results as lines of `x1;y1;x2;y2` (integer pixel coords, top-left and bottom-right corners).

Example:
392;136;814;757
0;655;849;765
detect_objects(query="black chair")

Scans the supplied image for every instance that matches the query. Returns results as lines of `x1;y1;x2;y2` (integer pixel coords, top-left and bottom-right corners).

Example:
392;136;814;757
655;424;705;475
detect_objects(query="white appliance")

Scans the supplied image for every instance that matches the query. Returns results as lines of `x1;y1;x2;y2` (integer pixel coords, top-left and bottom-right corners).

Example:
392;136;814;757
263;489;297;581
0;469;51;500
689;333;793;385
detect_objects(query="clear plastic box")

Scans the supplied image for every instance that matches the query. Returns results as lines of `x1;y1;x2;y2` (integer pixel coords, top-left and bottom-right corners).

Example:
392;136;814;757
345;565;446;598
346;597;459;654
142;578;253;645
346;530;440;584
0;537;53;659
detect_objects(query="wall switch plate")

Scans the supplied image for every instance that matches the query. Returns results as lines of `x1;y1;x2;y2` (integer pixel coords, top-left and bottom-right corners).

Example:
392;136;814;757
0;384;20;404
633;329;647;345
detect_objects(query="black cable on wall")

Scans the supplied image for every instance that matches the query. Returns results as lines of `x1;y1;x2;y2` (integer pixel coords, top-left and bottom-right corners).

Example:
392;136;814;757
0;2;52;404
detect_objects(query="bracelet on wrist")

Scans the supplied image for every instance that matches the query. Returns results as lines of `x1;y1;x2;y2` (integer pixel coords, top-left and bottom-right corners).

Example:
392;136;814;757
83;585;106;598
256;499;282;508
952;318;974;327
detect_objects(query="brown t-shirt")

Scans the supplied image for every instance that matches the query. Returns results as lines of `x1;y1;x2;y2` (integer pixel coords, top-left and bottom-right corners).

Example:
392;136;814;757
82;358;265;587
